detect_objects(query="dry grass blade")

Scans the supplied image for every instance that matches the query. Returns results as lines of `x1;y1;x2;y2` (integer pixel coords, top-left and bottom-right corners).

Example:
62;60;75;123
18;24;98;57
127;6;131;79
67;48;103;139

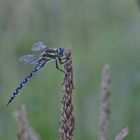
59;49;75;140
13;104;41;140
115;127;128;140
99;64;110;140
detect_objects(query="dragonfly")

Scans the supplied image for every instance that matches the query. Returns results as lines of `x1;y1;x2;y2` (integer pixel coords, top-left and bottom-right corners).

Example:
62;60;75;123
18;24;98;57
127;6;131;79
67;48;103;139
7;41;66;106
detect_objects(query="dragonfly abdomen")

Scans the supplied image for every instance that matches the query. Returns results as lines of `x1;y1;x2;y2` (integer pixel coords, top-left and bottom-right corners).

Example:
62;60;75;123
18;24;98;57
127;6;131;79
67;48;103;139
6;60;46;106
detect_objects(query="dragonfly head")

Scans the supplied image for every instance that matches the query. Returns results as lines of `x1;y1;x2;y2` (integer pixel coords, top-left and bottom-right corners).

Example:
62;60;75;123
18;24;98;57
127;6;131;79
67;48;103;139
56;47;64;57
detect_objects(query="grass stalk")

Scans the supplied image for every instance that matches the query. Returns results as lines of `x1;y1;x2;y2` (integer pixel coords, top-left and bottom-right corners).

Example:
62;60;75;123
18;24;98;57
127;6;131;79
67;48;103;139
13;104;40;140
115;127;128;140
59;49;75;140
99;64;110;140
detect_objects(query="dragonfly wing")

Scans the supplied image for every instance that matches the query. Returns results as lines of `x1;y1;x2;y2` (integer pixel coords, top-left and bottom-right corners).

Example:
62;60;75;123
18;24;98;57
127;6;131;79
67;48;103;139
32;41;47;51
19;55;39;64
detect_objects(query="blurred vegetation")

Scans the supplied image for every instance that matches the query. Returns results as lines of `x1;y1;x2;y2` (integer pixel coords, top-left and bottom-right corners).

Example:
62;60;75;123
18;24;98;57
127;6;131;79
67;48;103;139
0;0;140;139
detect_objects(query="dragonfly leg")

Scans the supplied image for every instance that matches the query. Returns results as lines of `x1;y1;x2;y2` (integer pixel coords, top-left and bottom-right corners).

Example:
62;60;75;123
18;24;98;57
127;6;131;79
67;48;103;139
54;58;64;73
58;57;67;64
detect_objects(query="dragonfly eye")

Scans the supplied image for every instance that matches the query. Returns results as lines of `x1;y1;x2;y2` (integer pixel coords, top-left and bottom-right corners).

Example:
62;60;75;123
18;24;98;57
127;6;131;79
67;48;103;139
57;48;64;56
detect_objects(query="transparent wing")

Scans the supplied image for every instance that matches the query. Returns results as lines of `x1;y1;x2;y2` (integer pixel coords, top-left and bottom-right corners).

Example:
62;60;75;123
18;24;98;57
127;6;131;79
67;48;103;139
32;41;47;51
19;55;39;64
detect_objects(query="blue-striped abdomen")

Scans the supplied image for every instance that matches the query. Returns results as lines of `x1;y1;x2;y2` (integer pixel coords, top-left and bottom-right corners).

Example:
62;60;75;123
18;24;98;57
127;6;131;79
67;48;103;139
6;59;46;106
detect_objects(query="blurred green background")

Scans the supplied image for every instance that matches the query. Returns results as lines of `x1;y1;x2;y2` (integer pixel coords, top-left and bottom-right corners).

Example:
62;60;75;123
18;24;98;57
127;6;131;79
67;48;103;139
0;0;140;139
